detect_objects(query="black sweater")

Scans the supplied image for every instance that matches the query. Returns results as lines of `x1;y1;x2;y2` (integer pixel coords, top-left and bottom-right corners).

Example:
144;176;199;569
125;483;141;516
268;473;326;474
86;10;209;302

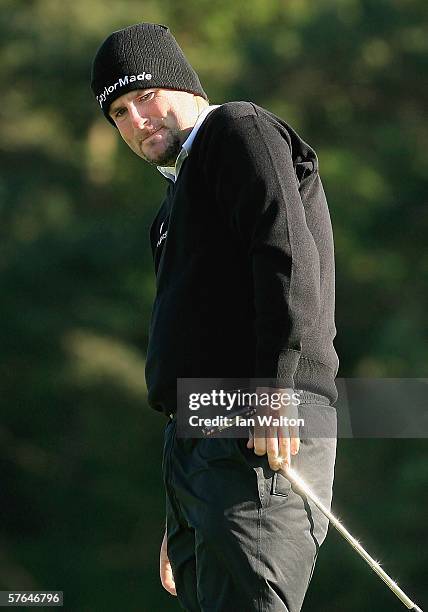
145;102;339;414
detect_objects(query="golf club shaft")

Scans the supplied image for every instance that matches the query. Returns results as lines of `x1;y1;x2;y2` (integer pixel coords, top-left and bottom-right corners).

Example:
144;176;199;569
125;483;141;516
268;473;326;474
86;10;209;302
282;466;423;612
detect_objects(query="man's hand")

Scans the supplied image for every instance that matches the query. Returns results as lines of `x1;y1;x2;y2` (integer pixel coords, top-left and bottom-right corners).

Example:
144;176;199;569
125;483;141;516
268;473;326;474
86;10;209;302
247;387;300;470
160;528;177;596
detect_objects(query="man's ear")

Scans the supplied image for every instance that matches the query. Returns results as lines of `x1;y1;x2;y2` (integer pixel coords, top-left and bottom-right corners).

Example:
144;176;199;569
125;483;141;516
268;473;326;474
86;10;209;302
194;95;209;114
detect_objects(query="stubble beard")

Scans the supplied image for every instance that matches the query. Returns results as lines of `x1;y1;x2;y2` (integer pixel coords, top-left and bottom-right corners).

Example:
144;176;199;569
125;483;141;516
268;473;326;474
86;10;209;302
140;128;182;167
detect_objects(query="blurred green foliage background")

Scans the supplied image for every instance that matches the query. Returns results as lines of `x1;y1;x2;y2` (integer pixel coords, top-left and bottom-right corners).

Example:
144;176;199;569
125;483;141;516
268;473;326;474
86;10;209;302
1;0;427;610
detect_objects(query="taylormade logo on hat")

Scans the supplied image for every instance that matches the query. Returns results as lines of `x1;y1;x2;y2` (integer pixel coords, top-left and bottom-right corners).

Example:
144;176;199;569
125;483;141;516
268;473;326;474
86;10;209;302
90;22;208;125
97;72;153;108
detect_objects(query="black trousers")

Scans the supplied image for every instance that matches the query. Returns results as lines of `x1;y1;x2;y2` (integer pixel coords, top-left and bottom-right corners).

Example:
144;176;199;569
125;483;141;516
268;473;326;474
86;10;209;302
163;392;337;612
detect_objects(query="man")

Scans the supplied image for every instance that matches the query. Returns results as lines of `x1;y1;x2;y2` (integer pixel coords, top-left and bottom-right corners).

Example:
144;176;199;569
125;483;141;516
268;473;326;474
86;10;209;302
91;23;339;612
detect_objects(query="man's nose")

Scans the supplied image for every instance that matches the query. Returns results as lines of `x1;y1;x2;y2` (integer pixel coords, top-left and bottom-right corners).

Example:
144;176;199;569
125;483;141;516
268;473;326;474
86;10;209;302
128;103;148;129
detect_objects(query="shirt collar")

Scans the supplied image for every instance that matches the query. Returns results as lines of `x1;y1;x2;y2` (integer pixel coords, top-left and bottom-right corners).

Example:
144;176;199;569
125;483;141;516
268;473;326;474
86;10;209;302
157;104;220;183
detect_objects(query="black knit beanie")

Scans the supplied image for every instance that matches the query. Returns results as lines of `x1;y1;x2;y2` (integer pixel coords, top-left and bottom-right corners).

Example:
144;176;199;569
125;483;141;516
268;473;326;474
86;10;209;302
91;23;208;125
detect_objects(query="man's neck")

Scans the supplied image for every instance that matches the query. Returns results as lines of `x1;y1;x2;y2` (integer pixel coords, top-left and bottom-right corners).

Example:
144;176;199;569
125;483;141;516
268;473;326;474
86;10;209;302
157;103;220;182
178;125;194;148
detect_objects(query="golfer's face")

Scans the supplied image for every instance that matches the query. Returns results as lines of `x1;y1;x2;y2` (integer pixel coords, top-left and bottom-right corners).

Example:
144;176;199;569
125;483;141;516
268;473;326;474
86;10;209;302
109;88;197;166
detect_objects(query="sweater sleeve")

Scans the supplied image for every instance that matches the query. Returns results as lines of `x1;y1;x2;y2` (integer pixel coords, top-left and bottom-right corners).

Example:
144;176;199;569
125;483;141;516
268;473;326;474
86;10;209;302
206;112;321;388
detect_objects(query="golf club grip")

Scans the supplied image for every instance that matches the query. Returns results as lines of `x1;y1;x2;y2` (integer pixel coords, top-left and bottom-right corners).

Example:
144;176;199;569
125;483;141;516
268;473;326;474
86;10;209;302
410;606;423;611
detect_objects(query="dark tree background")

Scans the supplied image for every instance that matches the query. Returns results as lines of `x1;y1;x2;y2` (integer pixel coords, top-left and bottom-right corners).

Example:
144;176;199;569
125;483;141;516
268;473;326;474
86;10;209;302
1;1;427;610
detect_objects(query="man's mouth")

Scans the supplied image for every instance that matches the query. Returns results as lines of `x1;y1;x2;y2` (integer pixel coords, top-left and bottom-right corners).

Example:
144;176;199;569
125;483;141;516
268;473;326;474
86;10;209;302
142;127;163;143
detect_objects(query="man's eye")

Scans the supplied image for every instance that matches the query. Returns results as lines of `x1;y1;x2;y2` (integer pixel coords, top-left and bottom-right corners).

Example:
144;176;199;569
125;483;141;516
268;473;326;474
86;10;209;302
140;91;155;102
114;108;125;119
